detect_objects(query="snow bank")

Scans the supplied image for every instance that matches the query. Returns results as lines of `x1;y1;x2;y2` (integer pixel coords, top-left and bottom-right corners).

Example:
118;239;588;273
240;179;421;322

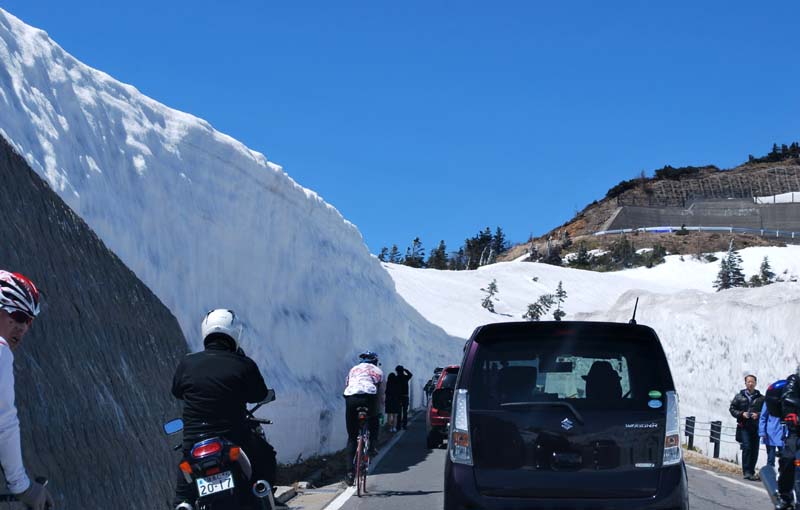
0;8;461;461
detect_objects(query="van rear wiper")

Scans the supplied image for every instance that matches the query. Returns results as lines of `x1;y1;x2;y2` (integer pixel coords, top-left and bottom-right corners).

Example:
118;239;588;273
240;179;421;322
499;401;585;425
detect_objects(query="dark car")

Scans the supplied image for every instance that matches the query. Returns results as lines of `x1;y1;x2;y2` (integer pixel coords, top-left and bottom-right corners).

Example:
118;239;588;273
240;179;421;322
426;365;460;448
424;367;445;400
444;321;689;510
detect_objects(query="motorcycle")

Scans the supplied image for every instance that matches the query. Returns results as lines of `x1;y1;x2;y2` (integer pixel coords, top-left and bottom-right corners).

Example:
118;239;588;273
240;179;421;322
164;389;278;510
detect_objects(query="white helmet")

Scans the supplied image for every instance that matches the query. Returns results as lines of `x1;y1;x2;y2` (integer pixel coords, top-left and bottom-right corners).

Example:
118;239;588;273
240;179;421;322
201;309;242;350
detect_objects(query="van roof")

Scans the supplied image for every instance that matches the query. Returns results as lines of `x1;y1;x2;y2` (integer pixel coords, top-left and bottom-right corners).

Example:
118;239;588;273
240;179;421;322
469;321;658;344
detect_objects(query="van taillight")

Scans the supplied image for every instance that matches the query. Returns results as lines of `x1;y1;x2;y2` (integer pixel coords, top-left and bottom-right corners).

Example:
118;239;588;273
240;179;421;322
449;389;473;465
663;391;682;466
192;440;223;459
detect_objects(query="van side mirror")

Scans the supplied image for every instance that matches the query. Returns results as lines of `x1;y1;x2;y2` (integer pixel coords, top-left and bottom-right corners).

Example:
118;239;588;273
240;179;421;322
263;388;276;404
163;418;184;435
432;388;454;411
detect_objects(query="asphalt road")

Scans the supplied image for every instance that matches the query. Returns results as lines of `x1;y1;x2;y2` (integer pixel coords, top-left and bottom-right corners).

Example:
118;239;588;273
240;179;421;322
334;414;771;510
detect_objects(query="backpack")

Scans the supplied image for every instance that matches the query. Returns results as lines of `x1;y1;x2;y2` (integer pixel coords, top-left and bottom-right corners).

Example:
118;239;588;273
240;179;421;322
765;379;788;417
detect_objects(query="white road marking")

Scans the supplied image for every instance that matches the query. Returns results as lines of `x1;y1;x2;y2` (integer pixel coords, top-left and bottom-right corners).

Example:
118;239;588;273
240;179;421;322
322;428;409;510
686;464;767;494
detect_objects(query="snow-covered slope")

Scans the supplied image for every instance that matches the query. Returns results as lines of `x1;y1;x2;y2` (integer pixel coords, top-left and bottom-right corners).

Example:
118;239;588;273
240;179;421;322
0;8;461;461
385;245;800;461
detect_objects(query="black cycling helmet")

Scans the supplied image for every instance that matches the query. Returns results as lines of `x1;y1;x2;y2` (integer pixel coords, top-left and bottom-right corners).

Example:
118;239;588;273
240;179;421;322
358;351;379;365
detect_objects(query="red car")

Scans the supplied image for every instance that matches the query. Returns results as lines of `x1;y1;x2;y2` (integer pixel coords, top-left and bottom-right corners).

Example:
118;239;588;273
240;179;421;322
426;364;460;449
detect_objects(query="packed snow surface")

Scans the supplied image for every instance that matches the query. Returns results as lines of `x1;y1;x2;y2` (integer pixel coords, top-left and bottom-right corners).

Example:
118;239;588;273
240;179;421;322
0;8;461;461
386;245;800;462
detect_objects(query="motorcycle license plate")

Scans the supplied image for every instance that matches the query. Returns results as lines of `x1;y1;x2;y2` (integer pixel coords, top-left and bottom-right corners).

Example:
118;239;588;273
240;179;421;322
196;471;235;497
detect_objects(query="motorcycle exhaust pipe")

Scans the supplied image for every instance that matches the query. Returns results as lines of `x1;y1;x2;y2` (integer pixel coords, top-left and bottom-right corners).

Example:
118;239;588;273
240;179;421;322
252;479;276;509
174;503;193;510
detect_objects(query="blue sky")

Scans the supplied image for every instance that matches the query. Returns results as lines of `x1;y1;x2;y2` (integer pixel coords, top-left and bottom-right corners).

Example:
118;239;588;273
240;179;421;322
3;1;799;256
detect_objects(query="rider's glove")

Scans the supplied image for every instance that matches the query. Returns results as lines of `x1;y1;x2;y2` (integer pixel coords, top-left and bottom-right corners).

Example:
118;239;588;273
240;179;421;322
785;413;799;427
16;481;54;510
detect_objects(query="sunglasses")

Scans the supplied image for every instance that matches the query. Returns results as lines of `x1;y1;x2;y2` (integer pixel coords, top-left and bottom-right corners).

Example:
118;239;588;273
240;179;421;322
8;310;33;325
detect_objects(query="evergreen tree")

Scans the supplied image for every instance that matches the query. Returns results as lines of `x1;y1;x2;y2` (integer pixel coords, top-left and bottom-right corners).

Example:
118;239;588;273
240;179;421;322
426;240;448;270
463;227;494;269
481;279;498;313
728;249;746;288
553;281;567;321
713;242;746;291
448;248;466;271
491;227;508;257
610;236;636;268
388;244;402;264
523;294;555;321
569;242;591;269
759;256;775;285
713;257;731;291
378;247;388;262
403;237;425;268
747;274;762;288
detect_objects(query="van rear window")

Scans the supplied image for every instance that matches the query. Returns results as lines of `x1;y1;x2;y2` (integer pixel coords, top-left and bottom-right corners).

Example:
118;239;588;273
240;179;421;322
467;334;673;410
440;369;459;389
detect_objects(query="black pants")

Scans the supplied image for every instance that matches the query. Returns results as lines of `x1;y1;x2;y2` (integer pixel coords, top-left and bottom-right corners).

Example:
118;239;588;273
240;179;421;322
739;428;759;476
345;393;379;474
399;395;409;429
173;431;277;506
778;433;798;503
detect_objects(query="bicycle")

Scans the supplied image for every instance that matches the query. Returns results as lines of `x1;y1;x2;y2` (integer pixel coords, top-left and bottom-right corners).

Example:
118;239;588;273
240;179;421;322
353;406;371;497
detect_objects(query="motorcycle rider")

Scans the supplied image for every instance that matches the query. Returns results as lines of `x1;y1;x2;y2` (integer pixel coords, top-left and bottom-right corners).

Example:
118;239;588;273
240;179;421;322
343;351;385;486
0;271;55;510
171;309;277;507
778;365;800;510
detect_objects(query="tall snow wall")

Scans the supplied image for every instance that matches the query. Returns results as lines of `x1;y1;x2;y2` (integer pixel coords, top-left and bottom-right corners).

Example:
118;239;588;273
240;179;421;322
0;8;462;462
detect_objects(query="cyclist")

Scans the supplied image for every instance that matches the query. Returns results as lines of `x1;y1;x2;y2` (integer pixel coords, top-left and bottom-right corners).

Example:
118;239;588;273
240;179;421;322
343;351;385;485
171;309;277;507
0;271;55;510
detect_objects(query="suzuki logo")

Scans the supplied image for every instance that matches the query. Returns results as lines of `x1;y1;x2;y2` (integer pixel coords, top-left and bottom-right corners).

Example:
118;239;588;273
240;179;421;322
561;418;574;431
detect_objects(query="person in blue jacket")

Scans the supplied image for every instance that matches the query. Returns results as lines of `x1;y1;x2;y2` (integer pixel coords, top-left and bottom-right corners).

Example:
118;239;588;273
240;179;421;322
760;394;787;469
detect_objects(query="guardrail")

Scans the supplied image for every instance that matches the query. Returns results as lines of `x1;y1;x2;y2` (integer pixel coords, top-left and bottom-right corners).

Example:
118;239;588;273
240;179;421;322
683;416;744;460
594;225;800;241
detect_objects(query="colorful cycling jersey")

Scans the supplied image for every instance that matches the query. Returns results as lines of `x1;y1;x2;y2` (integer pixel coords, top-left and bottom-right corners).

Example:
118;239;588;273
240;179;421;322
344;363;384;396
0;337;30;494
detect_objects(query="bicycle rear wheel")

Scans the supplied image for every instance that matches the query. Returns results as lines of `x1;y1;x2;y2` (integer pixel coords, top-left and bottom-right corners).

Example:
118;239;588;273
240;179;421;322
359;434;370;495
355;435;364;497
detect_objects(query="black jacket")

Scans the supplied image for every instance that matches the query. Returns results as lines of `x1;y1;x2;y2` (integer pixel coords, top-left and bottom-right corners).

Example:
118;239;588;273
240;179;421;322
729;388;764;433
782;374;800;431
395;369;413;397
172;342;269;443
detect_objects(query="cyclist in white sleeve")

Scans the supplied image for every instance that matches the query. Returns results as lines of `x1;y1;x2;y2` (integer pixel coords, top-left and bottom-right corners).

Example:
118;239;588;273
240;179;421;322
0;270;54;509
343;351;385;485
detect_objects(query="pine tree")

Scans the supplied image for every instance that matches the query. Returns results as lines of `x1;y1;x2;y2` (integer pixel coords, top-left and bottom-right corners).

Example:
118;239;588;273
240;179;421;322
481;279;498;313
523;294;555;321
427;240;448;270
449;248;466;271
728;249;746;288
378;247;388;262
759;256;775;285
714;241;746;291
492;227;508;257
610;236;636;268
403;237;425;268
713;257;731;291
388;244;402;264
570;242;591;269
553;281;567;321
